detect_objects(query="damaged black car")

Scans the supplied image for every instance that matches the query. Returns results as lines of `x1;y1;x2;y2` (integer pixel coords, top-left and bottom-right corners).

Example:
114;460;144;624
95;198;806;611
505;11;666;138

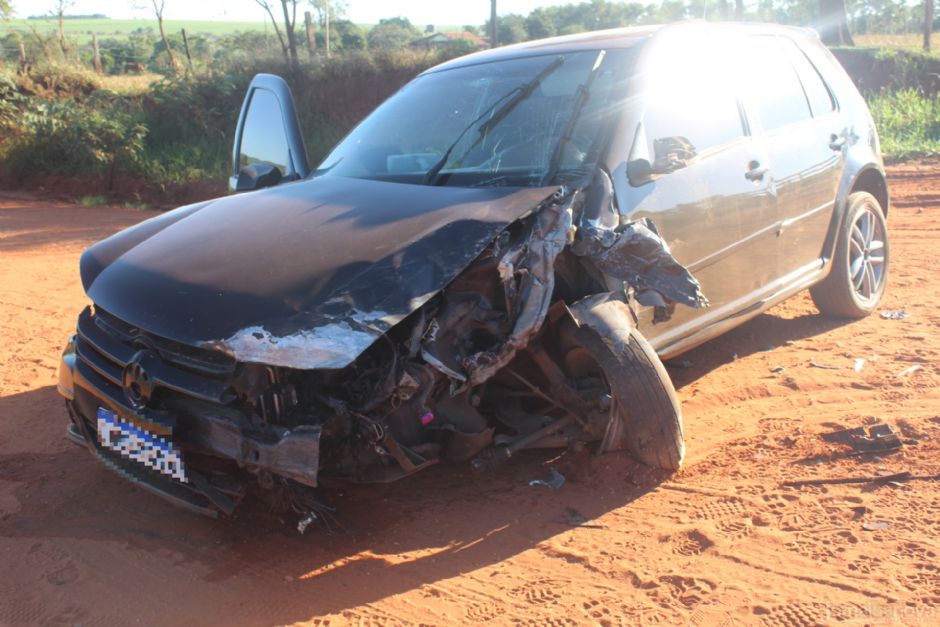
57;23;889;520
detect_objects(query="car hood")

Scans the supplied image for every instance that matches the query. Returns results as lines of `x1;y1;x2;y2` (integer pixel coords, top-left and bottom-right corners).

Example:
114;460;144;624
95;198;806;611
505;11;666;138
81;175;557;369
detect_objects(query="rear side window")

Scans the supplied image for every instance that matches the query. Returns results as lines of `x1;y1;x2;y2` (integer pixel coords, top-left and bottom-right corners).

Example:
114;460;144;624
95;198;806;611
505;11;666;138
643;46;744;156
742;36;812;131
780;38;835;117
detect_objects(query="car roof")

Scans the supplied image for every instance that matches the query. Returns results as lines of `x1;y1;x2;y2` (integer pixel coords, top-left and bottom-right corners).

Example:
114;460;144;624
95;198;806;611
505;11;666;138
424;21;819;74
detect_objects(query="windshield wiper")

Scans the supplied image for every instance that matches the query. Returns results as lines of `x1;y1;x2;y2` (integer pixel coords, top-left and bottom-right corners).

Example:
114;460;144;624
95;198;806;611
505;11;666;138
542;51;606;186
424;56;565;186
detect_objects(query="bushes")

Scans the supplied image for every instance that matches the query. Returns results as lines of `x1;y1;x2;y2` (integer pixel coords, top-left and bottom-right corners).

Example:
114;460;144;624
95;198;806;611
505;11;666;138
5;96;147;188
868;89;940;160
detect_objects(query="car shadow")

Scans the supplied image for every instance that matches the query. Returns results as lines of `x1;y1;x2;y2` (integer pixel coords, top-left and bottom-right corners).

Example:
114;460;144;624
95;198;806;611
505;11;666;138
664;309;850;390
0;385;668;624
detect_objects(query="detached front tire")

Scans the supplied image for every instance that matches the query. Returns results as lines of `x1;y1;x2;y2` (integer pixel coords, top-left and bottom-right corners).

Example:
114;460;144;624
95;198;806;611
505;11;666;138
561;305;685;470
811;191;889;318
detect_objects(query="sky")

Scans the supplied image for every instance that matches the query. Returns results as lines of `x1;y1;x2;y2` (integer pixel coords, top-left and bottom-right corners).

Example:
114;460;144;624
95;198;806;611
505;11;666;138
10;1;578;26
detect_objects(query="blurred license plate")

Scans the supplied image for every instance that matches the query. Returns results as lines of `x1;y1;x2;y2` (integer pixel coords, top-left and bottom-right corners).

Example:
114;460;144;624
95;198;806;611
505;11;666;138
96;407;187;483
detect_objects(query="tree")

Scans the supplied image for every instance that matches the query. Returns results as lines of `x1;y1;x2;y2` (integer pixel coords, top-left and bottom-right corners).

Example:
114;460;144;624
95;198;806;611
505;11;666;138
817;0;854;45
309;0;346;26
255;1;299;67
0;0;12;19
150;0;179;69
333;19;366;50
54;0;74;54
367;17;421;50
483;13;527;45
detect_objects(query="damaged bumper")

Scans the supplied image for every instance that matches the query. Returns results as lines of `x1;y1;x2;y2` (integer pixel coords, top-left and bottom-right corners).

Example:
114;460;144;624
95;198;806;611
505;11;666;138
58;311;323;517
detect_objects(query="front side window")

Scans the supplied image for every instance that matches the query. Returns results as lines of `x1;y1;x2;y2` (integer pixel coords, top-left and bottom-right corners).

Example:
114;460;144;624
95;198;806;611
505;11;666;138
316;48;634;187
742;36;813;132
643;44;744;159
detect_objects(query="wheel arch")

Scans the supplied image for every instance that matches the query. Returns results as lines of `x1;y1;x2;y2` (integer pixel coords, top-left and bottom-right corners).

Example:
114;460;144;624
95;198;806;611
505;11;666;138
819;163;889;277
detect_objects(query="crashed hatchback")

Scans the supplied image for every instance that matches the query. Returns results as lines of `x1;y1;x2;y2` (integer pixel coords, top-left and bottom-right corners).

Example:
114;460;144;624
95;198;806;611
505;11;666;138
58;23;889;519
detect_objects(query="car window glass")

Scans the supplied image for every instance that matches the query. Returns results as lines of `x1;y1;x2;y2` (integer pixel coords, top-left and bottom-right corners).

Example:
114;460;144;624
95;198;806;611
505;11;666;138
315;48;634;187
780;38;834;117
742;36;812;131
239;88;290;175
643;46;743;158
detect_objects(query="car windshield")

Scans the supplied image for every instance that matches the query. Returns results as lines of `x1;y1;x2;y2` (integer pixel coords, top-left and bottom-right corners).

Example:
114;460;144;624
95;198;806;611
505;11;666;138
315;49;633;187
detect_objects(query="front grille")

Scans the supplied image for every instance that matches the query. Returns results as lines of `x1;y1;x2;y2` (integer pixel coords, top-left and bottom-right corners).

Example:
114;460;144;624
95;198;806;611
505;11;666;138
73;306;237;417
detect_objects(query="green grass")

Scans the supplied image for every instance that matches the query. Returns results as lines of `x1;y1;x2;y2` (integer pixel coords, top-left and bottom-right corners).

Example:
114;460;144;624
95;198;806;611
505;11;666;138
3;18;269;39
868;89;940;160
77;194;107;206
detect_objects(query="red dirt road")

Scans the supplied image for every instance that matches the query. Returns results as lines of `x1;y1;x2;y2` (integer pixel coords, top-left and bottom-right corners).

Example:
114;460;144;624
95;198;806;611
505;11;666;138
1;163;939;626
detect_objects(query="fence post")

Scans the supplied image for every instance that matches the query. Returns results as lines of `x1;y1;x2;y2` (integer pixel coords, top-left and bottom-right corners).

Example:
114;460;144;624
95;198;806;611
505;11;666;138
926;0;934;52
181;28;194;72
304;11;316;57
92;33;102;74
18;41;27;72
325;7;331;58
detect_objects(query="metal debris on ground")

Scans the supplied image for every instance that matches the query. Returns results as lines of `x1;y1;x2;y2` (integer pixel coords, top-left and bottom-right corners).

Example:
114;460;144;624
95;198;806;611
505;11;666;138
854;358;866;372
897;365;923;378
809;361;840;370
821;423;903;453
771;366;786;373
297;512;317;535
862;520;891;531
529;468;566;490
880;310;910;320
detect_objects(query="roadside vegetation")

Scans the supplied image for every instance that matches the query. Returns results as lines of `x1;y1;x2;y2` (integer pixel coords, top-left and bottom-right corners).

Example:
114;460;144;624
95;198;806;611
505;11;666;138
1;0;939;205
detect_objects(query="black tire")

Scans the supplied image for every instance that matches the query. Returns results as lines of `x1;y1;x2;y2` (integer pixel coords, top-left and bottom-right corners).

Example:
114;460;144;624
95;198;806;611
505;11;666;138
569;322;685;470
811;191;889;318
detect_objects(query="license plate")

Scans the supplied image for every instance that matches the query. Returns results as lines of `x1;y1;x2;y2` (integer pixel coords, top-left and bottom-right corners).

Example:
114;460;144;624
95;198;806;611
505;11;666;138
97;407;188;483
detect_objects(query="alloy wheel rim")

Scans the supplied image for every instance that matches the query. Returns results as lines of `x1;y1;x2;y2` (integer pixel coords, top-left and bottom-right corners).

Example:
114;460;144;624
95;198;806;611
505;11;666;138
848;203;886;304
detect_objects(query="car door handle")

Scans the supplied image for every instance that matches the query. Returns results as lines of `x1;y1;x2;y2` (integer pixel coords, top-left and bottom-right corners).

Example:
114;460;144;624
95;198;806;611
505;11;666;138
745;161;769;182
829;134;846;151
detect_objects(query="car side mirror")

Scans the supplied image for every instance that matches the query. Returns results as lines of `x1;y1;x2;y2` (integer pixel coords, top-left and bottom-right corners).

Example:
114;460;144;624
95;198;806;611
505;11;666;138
627;158;653;186
230;74;310;193
234;162;283;192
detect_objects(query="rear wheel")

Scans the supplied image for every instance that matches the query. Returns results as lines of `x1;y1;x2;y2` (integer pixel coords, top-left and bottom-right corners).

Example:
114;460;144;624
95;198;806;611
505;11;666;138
811;191;889;318
561;318;685;470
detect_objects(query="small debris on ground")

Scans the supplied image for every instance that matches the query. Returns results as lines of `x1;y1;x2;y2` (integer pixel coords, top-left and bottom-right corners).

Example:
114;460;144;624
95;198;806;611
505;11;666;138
809;361;840;370
770;366;786;373
854;358;866;372
667;359;694;370
897;365;923;378
554;507;605;529
821;423;903;453
862;520;891;531
880;310;910;320
530;468;566;490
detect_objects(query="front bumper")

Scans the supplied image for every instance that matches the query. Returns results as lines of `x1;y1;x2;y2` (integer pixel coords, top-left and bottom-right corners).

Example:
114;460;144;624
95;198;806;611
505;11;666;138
56;320;321;517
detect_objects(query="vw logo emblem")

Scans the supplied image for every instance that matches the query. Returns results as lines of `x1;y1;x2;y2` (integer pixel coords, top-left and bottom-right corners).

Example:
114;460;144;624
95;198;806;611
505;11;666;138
122;350;156;409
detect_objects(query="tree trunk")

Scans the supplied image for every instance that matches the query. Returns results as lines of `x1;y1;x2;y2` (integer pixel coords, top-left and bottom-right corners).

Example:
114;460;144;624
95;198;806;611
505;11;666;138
818;0;855;46
280;0;299;69
734;0;744;20
157;16;178;68
926;0;934;52
57;10;69;55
